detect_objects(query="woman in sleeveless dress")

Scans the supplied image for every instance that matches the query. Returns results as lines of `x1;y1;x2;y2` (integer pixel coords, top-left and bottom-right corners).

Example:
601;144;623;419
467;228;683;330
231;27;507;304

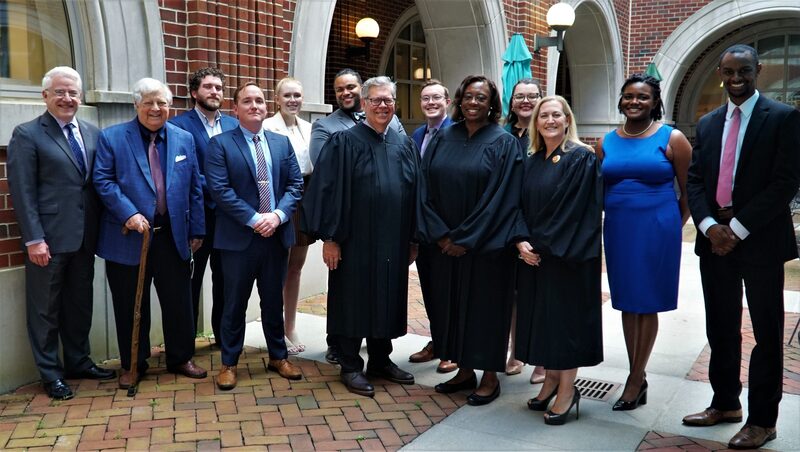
596;74;692;411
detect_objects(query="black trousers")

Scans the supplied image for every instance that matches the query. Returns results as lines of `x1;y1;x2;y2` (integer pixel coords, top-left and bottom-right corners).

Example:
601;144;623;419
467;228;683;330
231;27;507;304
219;235;288;366
191;205;224;340
25;242;95;382
106;227;195;371
336;336;393;374
699;253;784;427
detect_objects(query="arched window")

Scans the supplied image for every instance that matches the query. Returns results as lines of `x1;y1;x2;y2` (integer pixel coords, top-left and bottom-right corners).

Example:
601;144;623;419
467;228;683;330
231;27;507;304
0;0;72;87
693;33;800;121
383;17;430;127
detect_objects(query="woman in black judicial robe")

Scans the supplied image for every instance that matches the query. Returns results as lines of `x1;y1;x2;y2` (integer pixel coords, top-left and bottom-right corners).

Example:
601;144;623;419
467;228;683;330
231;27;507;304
302;121;418;342
512;95;603;425
417;75;523;406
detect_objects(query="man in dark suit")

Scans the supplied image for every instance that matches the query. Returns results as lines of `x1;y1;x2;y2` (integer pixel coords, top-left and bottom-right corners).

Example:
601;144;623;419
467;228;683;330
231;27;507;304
169;67;239;342
93;78;207;389
206;82;304;390
408;79;456;373
684;44;800;449
7;66;114;400
308;68;405;365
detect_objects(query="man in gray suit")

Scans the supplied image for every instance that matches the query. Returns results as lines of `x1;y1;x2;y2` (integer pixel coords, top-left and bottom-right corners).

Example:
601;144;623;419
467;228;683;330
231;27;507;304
309;68;405;164
309;68;406;364
7;66;114;400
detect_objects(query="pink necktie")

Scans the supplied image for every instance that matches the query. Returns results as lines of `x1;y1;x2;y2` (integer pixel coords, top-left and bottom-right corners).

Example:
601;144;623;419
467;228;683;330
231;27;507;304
716;107;740;208
149;133;167;215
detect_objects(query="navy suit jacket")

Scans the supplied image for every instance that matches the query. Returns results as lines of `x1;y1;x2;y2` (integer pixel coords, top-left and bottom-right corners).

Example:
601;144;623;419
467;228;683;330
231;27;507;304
205;127;303;251
687;95;800;264
93;119;205;265
411;116;454;150
169;109;238;208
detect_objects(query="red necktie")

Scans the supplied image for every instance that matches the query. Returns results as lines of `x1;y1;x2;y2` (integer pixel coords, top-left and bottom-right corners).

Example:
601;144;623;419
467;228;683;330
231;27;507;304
716;107;740;208
149;133;166;215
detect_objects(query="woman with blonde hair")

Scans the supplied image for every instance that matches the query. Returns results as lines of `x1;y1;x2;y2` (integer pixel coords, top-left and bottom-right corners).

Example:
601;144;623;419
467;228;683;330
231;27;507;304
512;95;603;425
263;77;313;354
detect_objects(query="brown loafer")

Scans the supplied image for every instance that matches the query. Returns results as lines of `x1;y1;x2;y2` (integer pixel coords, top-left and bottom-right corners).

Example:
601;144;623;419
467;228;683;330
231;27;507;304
682;407;743;426
409;341;434;363
268;359;302;380
436;360;458;373
728;424;776;449
217;365;237;390
167;360;208;379
118;369;143;389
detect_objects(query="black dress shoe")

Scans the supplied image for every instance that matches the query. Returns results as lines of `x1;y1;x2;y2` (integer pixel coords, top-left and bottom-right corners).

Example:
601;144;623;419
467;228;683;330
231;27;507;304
66;364;115;380
325;347;340;365
466;383;501;406
341;371;374;397
43;379;74;400
528;385;559;411
434;373;477;394
612;380;648;411
366;362;415;385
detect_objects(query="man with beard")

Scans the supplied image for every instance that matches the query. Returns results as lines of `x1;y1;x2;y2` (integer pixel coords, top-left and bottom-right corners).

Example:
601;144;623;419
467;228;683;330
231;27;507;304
170;68;239;343
308;69;406;365
304;76;418;397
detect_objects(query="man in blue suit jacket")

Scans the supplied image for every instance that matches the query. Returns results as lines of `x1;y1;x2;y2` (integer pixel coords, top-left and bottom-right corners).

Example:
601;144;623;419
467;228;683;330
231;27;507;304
205;82;304;390
169;67;239;342
93;78;207;389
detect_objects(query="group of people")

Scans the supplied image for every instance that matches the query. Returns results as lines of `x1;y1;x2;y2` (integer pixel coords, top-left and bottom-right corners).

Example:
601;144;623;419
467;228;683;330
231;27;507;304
7;42;798;450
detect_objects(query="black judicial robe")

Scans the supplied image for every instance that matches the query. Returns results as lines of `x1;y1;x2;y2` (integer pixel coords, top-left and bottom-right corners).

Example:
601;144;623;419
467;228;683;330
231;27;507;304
417;122;523;371
303;123;419;339
512;142;604;370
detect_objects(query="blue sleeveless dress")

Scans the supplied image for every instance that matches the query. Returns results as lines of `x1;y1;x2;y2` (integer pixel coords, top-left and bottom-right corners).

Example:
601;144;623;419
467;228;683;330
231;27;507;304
602;125;681;313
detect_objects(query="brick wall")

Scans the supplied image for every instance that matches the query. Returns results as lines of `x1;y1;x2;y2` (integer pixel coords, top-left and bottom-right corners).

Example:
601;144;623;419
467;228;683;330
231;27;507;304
159;0;298;116
323;0;414;107
503;0;555;93
0;148;25;268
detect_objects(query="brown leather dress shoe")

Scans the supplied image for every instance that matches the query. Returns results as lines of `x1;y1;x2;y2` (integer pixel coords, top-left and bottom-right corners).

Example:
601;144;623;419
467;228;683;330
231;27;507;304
268;359;302;380
436;360;458;373
168;360;208;379
118;369;143;389
409;341;434;363
682;407;743;426
728;424;776;449
217;365;237;390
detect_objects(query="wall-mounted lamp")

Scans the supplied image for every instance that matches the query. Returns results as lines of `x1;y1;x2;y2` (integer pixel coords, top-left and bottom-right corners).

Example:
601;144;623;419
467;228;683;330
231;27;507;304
533;3;575;53
346;17;380;59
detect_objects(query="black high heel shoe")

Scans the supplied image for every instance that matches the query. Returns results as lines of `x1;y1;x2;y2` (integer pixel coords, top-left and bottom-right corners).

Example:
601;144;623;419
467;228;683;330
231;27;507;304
612;380;648;411
527;384;559;411
544;386;580;426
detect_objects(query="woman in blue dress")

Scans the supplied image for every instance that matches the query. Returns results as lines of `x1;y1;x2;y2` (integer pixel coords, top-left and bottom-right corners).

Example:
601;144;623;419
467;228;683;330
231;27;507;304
596;74;692;410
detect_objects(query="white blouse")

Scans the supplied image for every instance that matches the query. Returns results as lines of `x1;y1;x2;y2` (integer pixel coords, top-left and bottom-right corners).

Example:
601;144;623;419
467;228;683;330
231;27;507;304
263;113;313;176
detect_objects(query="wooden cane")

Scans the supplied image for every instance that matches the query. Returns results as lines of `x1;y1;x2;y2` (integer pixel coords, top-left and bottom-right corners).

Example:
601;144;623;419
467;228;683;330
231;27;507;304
122;226;151;397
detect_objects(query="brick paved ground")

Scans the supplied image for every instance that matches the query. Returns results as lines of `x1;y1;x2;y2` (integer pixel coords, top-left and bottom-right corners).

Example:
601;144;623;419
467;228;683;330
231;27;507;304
0;341;466;451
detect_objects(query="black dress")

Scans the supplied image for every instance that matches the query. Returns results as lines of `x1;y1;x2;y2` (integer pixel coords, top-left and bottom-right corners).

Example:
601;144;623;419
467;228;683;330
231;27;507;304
302;123;419;339
513;142;604;370
417;121;523;371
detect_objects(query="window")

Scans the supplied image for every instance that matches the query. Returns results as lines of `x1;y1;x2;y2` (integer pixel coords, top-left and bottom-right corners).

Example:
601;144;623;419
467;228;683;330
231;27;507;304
384;18;430;124
0;0;72;86
694;33;800;120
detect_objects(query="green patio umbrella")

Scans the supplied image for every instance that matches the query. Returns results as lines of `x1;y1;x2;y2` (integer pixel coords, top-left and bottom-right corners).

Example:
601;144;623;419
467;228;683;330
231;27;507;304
501;33;533;116
645;62;663;81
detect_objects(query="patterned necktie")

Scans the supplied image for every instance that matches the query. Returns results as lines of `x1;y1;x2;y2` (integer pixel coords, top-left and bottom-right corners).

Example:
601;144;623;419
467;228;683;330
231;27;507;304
420;127;437;156
716;107;740;208
353;111;365;122
64;124;87;176
253;135;272;213
148;133;167;215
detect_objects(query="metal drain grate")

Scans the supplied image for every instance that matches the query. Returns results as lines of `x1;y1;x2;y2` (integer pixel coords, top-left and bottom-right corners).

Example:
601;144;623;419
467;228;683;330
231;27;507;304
575;377;621;402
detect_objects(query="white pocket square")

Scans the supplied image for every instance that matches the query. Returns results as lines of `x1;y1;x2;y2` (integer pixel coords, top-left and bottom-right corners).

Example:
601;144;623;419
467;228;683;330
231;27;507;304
175;155;187;162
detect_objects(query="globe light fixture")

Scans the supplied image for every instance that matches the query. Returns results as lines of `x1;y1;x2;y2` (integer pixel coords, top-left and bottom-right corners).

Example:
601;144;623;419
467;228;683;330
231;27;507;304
533;3;575;53
347;17;380;59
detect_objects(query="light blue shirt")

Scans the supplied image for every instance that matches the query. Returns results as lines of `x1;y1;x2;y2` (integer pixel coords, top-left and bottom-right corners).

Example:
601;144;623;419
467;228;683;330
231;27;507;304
194;107;223;138
698;90;759;240
239;126;286;227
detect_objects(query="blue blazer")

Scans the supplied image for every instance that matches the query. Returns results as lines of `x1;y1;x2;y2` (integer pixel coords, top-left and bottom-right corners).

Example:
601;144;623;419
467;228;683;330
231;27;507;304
205;127;303;251
411;116;454;150
93;119;205;265
169;110;238;208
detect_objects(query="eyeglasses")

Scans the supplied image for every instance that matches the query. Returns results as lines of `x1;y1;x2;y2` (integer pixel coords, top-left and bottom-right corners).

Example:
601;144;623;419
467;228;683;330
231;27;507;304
421;94;446;103
366;97;395;107
462;94;489;103
513;93;541;102
51;89;81;99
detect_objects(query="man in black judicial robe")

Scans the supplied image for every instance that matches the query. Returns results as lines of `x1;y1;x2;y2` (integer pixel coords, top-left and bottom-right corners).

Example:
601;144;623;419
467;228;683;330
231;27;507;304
303;76;419;397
